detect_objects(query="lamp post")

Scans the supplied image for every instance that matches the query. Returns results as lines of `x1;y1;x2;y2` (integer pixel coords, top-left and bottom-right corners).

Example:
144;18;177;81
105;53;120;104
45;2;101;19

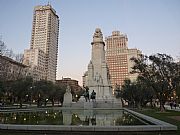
29;85;35;106
29;86;33;106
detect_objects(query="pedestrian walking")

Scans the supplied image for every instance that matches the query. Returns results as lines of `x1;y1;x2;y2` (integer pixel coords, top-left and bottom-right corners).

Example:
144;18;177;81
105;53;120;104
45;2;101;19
170;101;173;109
174;101;177;109
91;90;96;102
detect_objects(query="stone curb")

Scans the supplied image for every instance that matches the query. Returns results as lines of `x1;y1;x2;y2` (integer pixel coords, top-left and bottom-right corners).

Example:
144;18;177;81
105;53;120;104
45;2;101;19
0;125;176;131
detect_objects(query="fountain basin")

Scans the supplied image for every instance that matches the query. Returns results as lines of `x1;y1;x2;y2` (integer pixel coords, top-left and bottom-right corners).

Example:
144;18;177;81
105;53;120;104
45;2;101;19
0;108;177;132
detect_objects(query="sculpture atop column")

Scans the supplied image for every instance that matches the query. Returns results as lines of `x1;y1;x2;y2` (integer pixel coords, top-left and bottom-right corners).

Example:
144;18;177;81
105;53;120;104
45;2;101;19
93;28;103;42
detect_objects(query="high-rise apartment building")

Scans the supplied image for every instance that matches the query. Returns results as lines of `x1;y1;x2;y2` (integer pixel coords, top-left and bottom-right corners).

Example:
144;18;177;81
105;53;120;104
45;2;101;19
23;4;59;82
105;31;141;89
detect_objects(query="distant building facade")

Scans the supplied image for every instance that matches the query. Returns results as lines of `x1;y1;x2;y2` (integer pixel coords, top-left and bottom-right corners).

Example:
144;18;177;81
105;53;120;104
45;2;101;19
23;48;46;81
105;31;141;89
56;78;82;94
23;4;59;82
127;48;141;82
0;55;30;81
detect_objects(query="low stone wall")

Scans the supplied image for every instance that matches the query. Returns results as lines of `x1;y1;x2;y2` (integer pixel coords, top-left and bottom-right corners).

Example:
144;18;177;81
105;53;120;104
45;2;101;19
0;124;177;132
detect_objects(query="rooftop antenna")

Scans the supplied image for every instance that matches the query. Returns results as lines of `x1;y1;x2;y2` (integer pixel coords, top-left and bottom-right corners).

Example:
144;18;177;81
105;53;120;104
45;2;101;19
47;1;51;6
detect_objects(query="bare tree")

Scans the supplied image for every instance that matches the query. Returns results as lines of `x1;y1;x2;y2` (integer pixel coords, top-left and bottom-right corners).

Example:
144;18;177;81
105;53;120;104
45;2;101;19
15;53;24;63
4;49;14;59
0;39;6;56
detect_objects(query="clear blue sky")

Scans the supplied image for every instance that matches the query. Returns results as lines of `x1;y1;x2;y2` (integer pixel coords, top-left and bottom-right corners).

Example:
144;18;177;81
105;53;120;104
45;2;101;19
0;0;180;85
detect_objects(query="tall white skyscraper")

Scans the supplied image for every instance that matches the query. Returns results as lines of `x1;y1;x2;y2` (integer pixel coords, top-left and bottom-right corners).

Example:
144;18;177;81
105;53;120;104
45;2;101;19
23;4;59;82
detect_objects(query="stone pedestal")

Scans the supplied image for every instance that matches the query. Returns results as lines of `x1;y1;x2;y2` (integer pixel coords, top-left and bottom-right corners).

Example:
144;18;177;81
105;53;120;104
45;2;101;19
62;112;72;125
79;96;85;102
113;98;122;108
84;102;95;109
71;96;122;108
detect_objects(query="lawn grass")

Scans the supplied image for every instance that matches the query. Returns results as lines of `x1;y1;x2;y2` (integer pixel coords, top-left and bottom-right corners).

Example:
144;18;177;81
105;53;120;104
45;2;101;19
137;108;180;134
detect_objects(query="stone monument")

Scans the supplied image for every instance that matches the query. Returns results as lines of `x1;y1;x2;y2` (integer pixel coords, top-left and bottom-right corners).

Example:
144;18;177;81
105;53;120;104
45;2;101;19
63;85;72;107
74;28;122;108
83;28;113;100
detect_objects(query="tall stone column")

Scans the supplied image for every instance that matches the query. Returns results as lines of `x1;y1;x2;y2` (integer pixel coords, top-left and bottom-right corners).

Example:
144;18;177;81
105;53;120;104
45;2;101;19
86;28;112;100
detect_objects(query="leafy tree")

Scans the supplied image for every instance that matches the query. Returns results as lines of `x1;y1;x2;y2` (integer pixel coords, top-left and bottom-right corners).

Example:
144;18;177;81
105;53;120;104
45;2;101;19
52;84;66;106
175;62;180;103
176;84;180;103
0;80;15;105
33;80;66;107
121;79;154;109
121;79;135;107
12;77;33;108
33;80;53;107
131;53;180;111
135;78;155;108
0;81;5;102
114;84;121;98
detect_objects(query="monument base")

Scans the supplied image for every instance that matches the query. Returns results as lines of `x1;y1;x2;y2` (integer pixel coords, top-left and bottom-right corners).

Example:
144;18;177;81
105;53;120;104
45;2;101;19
71;97;122;108
84;102;96;109
63;103;72;107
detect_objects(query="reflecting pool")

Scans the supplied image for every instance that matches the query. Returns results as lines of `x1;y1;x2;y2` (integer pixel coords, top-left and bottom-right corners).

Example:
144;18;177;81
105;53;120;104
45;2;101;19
0;109;152;126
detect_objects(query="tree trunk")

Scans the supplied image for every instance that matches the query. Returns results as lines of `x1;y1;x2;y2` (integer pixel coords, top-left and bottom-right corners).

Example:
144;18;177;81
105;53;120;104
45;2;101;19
160;99;165;112
137;102;141;110
150;99;153;108
20;99;22;108
121;98;124;107
37;98;41;107
51;99;54;106
29;95;32;106
44;100;47;107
